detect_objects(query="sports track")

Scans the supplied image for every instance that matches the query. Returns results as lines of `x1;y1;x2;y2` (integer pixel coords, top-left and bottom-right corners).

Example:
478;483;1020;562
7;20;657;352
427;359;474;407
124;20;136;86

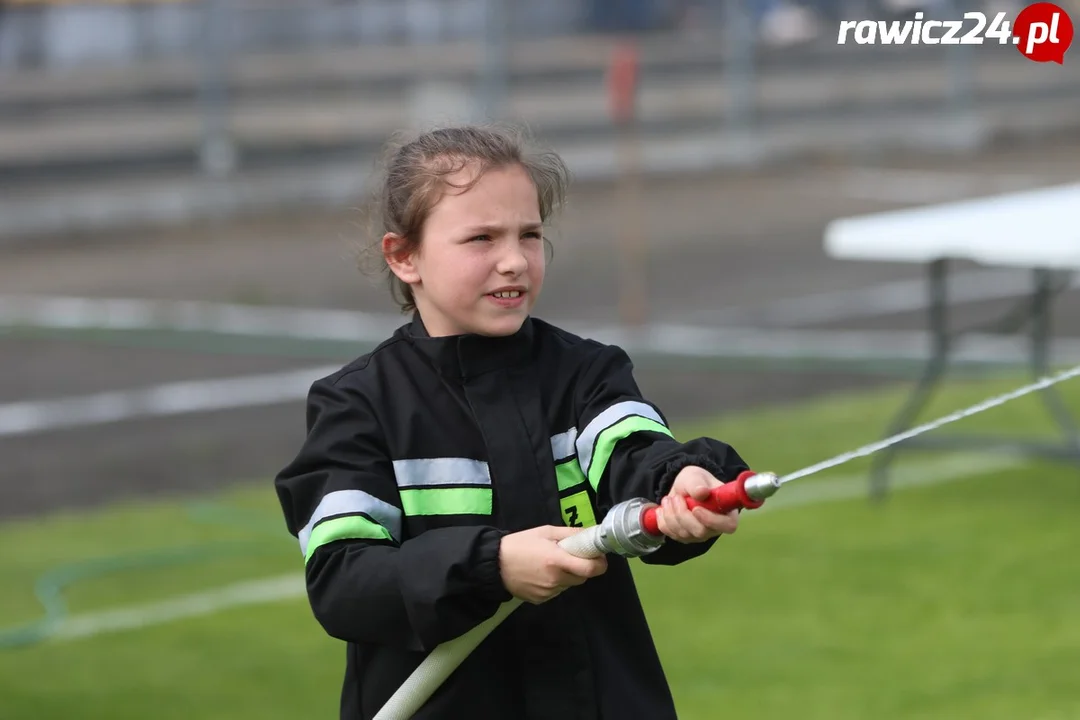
3;139;1079;520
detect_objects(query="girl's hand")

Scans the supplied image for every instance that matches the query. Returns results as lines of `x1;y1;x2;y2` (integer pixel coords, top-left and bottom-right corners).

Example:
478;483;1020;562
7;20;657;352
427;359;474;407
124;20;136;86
654;466;739;543
498;525;608;604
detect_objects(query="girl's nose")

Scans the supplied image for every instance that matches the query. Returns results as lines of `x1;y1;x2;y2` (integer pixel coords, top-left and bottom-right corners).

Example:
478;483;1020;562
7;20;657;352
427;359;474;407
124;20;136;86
497;240;529;275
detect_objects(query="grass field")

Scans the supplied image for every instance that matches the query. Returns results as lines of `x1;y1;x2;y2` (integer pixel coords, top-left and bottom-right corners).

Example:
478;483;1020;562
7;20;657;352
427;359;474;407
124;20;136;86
1;371;1078;719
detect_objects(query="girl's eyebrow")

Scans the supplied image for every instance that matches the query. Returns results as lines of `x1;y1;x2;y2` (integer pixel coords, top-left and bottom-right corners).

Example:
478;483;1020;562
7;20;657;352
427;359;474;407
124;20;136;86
463;221;543;235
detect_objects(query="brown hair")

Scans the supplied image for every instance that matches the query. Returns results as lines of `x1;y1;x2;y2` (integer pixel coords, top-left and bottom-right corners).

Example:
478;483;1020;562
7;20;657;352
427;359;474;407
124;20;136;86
359;124;571;313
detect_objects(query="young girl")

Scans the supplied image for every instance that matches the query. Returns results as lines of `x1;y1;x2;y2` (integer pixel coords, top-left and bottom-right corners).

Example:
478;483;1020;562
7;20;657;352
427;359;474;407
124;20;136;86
274;125;752;720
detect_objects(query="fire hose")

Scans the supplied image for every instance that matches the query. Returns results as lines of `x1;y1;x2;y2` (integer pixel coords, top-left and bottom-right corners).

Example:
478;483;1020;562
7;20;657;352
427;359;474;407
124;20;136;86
371;470;780;720
374;362;1080;720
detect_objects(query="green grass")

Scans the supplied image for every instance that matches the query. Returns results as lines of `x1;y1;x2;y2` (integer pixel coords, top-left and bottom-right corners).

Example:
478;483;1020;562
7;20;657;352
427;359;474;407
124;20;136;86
1;372;1079;719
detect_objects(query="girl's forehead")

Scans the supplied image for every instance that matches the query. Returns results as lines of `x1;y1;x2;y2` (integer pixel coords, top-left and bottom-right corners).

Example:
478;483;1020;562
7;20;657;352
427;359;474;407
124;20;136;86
442;162;529;189
432;165;539;215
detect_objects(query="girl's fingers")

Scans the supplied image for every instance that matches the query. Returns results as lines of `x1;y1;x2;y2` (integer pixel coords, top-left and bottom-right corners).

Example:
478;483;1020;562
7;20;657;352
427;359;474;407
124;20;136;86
662;496;710;540
658;497;739;542
657;498;686;539
692;506;739;535
655;503;684;539
674;496;713;539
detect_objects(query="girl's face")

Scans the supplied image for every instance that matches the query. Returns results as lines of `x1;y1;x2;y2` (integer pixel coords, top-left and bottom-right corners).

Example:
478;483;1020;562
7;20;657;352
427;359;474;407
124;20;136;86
386;162;547;338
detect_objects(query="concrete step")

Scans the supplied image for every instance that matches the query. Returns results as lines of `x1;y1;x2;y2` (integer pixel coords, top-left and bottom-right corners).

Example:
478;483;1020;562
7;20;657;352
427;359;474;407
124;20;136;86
0;33;974;113
0;51;1071;187
4;101;1079;244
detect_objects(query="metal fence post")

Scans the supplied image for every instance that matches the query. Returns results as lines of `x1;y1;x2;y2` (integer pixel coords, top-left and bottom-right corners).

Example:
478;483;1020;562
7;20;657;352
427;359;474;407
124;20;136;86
478;0;510;121
199;0;236;179
942;0;978;150
722;0;756;136
947;0;975;113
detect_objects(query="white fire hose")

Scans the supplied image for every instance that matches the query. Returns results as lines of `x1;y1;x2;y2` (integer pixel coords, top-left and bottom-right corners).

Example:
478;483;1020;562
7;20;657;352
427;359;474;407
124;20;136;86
372;362;1080;718
373;476;782;720
370;523;611;720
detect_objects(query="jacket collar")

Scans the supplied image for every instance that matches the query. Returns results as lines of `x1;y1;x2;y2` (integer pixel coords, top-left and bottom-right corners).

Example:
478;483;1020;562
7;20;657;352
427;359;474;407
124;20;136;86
402;312;535;379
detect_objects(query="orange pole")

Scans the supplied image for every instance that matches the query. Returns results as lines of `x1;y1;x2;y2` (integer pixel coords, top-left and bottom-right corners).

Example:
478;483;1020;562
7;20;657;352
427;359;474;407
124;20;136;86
608;38;646;329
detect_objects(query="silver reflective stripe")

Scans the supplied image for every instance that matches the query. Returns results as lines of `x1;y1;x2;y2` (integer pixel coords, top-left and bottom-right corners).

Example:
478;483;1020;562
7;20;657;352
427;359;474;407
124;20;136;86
550;427;578;463
392;458;491;488
298;489;402;556
576;401;666;479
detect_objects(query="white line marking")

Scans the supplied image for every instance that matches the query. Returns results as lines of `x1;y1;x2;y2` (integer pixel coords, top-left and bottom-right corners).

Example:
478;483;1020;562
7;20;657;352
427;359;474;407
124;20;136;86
3;328;1080;438
612;325;1080;365
0;365;340;438
3;294;1079;438
7;272;1077;350
0;295;403;344
50;574;305;641
30;453;1024;644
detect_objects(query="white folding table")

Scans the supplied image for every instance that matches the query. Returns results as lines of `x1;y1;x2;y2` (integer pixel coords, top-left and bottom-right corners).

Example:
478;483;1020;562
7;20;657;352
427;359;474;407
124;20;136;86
823;181;1080;498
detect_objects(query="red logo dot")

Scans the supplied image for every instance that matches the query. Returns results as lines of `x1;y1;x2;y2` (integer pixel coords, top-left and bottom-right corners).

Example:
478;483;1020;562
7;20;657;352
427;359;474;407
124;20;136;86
1013;2;1074;63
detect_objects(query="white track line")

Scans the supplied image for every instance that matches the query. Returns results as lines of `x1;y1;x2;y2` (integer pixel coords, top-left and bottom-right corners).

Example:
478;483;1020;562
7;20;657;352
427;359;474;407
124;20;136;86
616;324;1080;364
31;452;1025;644
6;274;1078;346
3;294;1080;439
4;330;1080;438
0;294;404;344
0;365;340;438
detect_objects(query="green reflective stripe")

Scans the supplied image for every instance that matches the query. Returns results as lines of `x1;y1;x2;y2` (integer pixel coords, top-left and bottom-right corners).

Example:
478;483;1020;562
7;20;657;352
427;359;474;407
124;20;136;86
399;487;492;516
555;458;587;492
576;401;666;478
298;489;402;556
587;416;673;491
560;490;597;528
305;515;394;563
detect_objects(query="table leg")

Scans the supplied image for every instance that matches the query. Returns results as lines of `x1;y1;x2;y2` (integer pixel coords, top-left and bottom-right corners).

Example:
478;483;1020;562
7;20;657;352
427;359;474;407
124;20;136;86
869;258;951;501
1030;268;1080;447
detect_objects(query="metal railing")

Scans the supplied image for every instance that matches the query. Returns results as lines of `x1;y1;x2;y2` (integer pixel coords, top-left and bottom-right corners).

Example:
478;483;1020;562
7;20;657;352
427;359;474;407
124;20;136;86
0;0;1076;189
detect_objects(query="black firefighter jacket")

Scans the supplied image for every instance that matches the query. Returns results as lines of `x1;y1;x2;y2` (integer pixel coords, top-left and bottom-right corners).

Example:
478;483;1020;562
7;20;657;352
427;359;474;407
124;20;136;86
274;313;750;720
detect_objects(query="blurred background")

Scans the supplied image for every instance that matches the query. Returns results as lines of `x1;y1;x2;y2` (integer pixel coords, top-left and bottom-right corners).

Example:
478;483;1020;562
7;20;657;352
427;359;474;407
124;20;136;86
1;1;1079;718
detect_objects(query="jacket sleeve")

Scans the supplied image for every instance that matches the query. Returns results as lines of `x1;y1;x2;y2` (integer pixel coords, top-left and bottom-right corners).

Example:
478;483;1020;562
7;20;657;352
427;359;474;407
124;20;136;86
274;372;512;652
573;344;751;566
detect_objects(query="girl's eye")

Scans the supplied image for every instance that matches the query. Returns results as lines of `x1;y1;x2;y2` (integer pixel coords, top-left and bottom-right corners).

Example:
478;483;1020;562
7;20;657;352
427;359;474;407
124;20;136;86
470;235;491;243
523;231;542;240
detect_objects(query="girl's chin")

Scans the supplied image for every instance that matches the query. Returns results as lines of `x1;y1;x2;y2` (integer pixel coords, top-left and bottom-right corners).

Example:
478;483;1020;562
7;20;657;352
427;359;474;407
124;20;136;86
469;311;529;337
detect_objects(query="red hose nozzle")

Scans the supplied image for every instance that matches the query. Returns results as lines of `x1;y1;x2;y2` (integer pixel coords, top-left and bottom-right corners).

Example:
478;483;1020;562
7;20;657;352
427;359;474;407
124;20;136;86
641;470;781;536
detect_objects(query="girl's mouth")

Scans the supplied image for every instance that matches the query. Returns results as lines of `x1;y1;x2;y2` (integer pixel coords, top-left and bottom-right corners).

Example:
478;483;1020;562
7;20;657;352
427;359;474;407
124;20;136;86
487;289;526;308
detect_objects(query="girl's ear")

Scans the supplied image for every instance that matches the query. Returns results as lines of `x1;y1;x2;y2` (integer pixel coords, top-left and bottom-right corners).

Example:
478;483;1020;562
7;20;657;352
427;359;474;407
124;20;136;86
382;233;421;285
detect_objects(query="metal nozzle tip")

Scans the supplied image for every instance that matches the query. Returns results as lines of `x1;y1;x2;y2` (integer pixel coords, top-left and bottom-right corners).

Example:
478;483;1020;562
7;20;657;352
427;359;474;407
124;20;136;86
745;471;781;501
